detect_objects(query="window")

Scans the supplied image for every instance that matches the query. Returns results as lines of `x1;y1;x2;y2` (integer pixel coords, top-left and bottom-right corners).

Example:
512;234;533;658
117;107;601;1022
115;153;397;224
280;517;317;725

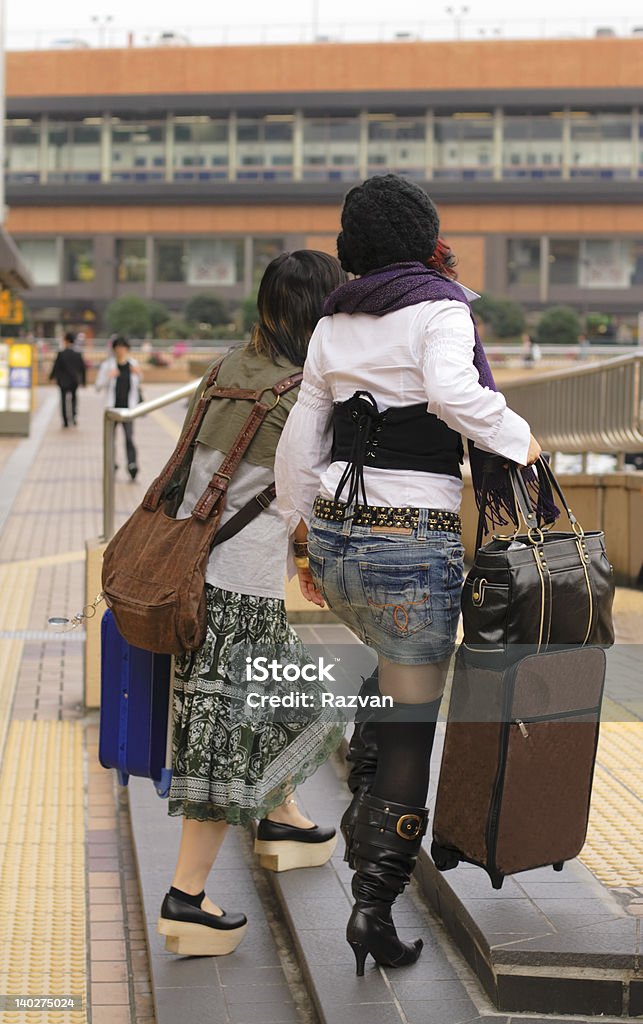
174;117;229;180
502;115;563;178
236;117;293;181
251;238;285;285
578;239;635;289
507;239;541;286
47;119;102;183
156;239;244;286
64;239;96;282
5;119;41;183
111;118;166;181
434;115;494;179
570;112;632;179
303;118;360;181
549;239;580;285
16;239;59;286
116;239;148;283
367;117;426;177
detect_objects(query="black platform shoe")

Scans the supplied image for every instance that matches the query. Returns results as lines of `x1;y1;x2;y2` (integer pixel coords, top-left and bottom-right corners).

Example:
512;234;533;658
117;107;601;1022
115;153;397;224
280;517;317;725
341;671;380;868
157;891;247;956
347;793;429;976
254;817;337;872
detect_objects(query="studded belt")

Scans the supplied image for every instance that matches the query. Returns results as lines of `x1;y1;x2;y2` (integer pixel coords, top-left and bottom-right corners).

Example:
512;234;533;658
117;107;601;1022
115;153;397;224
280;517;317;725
312;496;462;534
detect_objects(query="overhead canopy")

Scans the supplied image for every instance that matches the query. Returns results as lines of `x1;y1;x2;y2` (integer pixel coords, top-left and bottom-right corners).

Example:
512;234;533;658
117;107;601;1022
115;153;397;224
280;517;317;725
0;228;33;290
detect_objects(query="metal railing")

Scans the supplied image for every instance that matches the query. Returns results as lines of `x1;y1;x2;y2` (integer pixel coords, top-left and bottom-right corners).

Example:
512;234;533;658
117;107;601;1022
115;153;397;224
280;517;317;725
103;379;199;542
502;351;643;457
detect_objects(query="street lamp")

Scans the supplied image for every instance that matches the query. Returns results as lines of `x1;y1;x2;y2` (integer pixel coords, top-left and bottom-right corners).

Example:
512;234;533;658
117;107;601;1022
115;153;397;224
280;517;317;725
91;14;114;48
445;5;469;40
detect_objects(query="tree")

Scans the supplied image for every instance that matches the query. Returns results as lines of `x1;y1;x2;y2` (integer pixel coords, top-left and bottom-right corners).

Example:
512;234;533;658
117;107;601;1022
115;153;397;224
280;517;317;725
184;294;227;327
537;305;581;346
105;295;151;338
474;294;526;338
242;292;258;335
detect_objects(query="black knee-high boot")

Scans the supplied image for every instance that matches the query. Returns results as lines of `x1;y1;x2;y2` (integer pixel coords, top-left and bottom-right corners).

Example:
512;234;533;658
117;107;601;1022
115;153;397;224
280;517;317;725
341;671;380;867
346;793;429;975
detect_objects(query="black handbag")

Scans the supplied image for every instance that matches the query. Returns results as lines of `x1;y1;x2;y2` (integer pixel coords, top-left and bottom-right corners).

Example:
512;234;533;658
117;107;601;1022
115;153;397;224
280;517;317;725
462;457;615;667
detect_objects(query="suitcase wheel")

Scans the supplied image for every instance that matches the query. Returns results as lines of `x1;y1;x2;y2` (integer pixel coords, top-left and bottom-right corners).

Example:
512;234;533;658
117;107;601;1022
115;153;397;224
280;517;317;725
553;860;565;873
431;841;460;872
116;770;130;788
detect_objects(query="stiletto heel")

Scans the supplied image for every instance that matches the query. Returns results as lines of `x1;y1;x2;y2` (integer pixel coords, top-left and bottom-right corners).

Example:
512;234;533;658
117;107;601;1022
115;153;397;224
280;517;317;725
349;940;368;976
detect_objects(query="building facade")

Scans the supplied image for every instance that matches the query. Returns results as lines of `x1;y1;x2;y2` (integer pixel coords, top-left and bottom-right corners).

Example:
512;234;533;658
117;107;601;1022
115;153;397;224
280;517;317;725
4;38;643;334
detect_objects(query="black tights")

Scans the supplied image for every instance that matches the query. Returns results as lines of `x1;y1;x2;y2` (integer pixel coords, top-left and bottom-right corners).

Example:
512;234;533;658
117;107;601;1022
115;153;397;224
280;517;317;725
371;696;442;808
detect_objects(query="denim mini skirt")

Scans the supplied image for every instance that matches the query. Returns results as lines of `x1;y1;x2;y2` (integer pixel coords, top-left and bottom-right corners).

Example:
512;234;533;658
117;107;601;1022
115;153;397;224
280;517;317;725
307;505;465;665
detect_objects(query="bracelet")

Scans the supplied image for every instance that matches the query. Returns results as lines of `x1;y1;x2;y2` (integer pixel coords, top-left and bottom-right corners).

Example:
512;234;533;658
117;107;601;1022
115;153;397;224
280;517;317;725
294;555;310;570
293;541;308;557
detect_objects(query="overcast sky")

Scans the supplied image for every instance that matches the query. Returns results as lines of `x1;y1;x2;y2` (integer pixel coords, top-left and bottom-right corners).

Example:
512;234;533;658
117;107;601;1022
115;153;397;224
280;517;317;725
6;0;643;44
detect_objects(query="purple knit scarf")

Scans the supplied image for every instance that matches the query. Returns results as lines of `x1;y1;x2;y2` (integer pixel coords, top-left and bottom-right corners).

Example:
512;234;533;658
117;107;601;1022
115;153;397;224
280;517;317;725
323;261;558;533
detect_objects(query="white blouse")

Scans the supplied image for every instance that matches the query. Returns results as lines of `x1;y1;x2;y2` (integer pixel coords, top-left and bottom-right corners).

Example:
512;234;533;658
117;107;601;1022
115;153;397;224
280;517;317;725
275;296;531;548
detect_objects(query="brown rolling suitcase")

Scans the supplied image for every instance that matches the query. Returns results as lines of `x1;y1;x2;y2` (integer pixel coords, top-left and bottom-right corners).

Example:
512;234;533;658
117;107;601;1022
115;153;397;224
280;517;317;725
431;645;606;889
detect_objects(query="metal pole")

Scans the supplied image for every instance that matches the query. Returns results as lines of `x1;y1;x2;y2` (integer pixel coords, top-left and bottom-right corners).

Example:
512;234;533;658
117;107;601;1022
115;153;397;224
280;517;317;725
103;412;116;541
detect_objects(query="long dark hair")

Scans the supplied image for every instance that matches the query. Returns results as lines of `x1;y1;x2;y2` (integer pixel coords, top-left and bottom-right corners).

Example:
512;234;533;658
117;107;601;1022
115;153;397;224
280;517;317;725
251;250;348;365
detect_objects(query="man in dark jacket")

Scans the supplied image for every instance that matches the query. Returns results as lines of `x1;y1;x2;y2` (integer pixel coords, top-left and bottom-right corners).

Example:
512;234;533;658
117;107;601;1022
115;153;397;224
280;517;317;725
49;332;86;427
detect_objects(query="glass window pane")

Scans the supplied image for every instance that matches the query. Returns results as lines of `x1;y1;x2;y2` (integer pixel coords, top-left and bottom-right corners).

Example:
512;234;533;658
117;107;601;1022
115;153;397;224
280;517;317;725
303;117;360;181
252;237;285;285
434;115;494;179
549;239;580;285
173;116;229;180
16;239;59;285
367;116;425;177
156;241;186;282
570;112;632;179
502;114;563;178
5;120;41;183
116;239;147;283
578;239;633;288
236;118;293;181
111;118;166;181
64;239;95;282
47;119;102;183
156;239;244;285
507;239;541;286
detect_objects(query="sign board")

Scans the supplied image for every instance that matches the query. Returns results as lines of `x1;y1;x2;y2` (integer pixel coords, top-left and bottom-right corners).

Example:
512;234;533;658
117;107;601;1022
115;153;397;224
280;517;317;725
0;339;33;436
0;290;25;325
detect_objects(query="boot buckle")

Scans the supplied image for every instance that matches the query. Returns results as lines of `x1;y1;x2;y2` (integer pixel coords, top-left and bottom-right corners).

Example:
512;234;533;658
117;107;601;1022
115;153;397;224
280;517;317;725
396;814;423;840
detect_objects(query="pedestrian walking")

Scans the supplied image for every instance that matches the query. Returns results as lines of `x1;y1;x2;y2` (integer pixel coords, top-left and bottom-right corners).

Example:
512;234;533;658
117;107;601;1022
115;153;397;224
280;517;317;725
95;336;142;480
275;175;543;975
49;331;86;428
156;251;347;958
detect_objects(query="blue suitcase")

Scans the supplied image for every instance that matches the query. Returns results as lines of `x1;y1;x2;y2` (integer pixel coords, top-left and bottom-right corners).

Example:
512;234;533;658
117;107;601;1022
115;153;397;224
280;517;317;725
99;609;174;797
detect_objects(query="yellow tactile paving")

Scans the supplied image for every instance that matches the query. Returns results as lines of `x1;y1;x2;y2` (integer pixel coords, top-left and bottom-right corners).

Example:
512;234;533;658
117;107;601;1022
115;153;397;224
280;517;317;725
580;722;643;887
0;721;86;1024
151;408;181;442
0;564;38;761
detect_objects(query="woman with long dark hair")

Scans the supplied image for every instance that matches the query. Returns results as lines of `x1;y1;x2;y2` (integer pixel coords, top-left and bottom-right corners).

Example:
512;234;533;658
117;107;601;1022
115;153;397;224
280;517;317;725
276;176;542;975
157;251;347;958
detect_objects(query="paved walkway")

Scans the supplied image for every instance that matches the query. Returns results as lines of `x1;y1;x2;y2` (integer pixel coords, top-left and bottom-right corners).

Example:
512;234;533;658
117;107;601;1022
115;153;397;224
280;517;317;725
0;382;641;1023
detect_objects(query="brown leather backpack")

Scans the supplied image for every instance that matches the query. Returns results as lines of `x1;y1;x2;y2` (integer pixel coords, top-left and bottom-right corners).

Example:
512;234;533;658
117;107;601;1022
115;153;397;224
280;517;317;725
101;358;302;655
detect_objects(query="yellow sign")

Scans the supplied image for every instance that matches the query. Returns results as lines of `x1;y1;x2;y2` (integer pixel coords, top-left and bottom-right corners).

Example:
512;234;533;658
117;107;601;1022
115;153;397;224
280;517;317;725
0;291;25;325
9;344;32;369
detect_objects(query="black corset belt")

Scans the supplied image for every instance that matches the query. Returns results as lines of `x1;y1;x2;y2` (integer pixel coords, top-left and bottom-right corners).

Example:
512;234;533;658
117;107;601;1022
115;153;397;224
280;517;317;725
331;391;463;506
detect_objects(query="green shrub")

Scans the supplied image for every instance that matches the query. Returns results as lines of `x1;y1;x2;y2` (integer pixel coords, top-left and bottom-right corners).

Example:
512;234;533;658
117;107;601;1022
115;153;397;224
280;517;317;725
537;305;581;346
474;294;526;338
105;295;151;338
184;294;228;327
155;317;193;340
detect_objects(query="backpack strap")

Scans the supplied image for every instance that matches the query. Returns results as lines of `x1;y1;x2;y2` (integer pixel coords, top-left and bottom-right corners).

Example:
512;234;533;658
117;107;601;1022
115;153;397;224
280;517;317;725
142;358;224;511
191;370;303;522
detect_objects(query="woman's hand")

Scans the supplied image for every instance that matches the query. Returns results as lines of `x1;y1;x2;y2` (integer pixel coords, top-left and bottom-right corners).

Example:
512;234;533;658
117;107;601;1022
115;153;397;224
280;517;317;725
297;566;325;608
526;434;542;466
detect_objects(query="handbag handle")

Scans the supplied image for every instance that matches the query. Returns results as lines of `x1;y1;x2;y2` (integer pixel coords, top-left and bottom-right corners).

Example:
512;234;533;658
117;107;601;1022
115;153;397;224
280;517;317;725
474;455;584;553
